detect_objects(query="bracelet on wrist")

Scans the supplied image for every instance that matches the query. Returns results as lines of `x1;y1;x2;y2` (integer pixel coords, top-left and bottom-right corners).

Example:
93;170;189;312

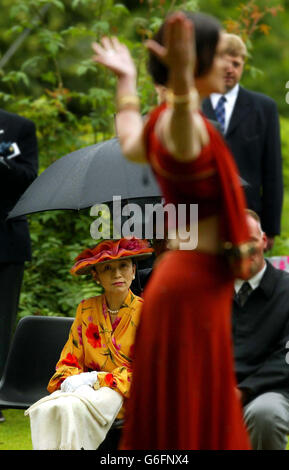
116;94;140;112
166;88;199;110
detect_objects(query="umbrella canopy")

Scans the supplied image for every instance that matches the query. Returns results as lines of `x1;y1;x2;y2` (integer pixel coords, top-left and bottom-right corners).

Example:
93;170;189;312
8;138;161;219
8;135;248;221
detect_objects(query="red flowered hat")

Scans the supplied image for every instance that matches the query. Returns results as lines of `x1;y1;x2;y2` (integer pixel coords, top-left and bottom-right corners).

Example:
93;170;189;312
71;237;154;275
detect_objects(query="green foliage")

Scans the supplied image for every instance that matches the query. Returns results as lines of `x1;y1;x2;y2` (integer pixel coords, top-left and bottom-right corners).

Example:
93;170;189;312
0;0;288;319
0;0;200;320
19;209;103;319
199;0;289;114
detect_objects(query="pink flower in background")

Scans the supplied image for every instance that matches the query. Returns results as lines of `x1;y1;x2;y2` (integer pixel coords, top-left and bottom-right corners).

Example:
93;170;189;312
279;259;286;271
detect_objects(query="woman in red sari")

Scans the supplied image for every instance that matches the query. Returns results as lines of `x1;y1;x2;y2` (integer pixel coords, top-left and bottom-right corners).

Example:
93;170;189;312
92;11;257;450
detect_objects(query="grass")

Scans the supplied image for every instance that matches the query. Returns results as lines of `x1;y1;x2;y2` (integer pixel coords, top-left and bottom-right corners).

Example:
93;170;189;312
0;409;32;450
0;408;289;450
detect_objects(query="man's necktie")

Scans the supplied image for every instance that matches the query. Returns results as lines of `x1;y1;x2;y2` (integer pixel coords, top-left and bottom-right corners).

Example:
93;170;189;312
215;95;226;134
236;282;252;307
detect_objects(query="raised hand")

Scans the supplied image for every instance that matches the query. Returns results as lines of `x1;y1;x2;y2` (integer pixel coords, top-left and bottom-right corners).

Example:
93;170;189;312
92;36;136;80
146;12;196;93
92;35;146;164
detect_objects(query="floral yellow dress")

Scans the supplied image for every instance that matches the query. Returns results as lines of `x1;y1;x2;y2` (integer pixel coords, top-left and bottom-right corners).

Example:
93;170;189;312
48;290;143;419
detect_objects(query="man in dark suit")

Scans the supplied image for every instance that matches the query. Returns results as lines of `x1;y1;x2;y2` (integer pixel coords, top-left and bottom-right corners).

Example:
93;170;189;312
0;110;38;394
202;33;283;250
233;210;289;449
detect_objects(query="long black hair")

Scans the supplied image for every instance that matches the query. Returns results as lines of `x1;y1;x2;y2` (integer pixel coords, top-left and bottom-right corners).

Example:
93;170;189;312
147;11;222;85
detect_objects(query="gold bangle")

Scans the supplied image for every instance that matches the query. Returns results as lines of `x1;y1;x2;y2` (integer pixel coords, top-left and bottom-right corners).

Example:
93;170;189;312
166;88;199;110
117;94;140;112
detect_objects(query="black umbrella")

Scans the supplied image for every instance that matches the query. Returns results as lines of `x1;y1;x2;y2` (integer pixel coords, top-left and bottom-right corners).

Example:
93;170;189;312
8;138;161;219
8;135;248;221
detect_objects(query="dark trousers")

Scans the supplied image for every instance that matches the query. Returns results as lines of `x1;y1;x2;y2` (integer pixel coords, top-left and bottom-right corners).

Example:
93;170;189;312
0;263;24;378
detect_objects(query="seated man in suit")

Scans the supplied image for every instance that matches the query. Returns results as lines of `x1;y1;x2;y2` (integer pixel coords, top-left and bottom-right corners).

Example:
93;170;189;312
233;209;289;450
202;34;283;250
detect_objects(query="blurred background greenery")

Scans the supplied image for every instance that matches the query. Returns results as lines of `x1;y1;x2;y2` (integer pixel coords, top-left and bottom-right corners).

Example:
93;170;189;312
0;0;288;319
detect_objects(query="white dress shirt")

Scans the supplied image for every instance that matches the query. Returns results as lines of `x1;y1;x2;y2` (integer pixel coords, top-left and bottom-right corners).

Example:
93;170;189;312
210;84;240;134
234;262;267;294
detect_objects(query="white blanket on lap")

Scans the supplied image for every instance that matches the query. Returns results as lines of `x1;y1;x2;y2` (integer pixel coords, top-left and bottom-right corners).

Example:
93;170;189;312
25;385;123;450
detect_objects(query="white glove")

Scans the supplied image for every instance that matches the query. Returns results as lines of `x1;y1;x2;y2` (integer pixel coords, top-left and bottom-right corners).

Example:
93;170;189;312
60;371;99;393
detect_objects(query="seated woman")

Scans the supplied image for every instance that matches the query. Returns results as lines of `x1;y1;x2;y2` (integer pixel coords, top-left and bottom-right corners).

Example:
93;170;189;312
25;237;153;450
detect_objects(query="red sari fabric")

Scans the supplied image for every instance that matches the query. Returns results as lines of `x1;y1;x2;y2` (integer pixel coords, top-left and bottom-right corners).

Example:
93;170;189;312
142;103;250;244
121;251;251;450
120;104;251;450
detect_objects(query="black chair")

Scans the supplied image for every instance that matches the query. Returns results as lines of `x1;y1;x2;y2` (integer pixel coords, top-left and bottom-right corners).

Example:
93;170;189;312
0;315;73;410
97;419;124;451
